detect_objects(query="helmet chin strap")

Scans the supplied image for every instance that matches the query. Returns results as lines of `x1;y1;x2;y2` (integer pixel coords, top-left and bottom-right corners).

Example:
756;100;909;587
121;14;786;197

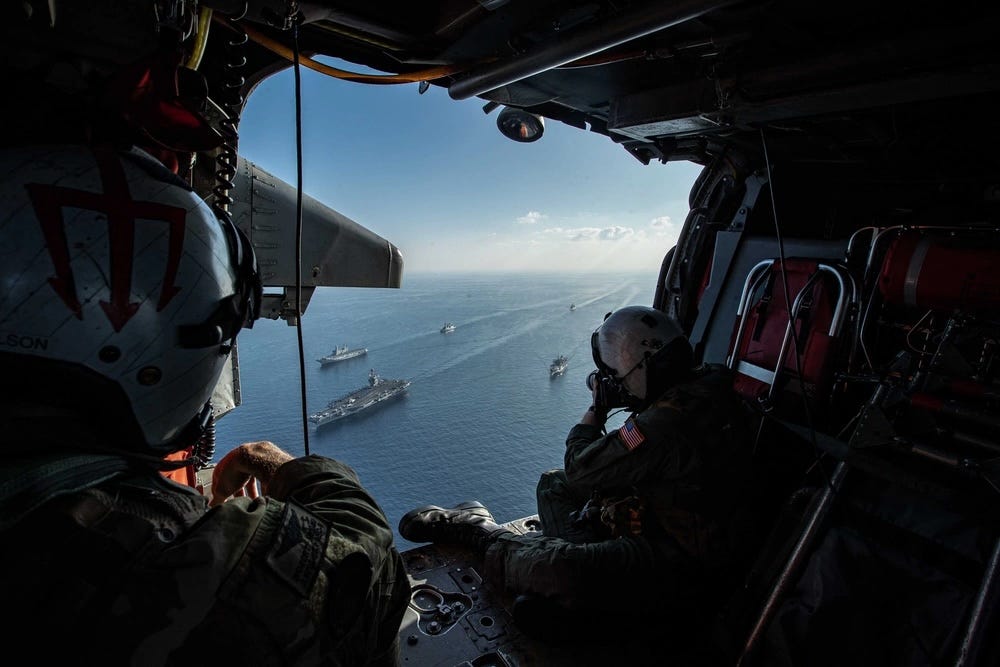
158;401;214;458
638;338;697;406
617;361;647;405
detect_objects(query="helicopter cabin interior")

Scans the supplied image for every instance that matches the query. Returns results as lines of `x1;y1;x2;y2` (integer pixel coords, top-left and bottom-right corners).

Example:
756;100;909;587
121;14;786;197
7;0;1000;664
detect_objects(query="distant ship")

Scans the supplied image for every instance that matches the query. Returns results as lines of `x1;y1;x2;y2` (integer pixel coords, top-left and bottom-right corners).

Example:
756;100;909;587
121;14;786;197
440;322;456;333
550;355;568;376
570;303;576;311
309;369;410;425
317;345;368;365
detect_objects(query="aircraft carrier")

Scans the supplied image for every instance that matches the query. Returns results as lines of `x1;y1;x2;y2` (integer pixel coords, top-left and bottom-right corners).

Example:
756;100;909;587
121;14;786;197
549;355;568;376
309;369;410;426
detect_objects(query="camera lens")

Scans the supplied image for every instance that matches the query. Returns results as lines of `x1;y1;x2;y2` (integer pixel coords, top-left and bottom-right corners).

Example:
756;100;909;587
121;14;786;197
586;370;599;390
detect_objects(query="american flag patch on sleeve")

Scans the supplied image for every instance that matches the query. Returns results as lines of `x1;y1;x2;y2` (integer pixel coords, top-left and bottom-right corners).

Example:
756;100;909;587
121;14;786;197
619;417;646;451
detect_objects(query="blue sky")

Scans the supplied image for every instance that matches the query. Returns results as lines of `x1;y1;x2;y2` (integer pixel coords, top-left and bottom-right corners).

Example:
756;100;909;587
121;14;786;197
237;59;703;274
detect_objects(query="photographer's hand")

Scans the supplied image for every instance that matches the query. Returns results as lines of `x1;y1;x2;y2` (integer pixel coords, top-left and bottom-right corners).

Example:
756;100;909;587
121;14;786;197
581;387;608;426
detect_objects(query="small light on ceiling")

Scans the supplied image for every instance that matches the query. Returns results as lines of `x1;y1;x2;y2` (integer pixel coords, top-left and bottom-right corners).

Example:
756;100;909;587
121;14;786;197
496;106;544;143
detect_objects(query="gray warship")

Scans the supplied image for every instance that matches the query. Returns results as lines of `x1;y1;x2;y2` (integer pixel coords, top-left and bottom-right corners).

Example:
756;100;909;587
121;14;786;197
549;355;568;376
318;345;368;365
309;369;410;426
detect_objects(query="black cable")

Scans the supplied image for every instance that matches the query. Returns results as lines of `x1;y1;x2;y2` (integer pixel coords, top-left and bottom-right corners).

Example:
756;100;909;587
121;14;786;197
292;19;310;456
759;128;832;491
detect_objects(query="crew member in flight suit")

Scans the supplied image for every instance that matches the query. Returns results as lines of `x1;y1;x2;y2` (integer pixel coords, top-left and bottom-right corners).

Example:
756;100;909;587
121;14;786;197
400;306;755;639
0;145;410;665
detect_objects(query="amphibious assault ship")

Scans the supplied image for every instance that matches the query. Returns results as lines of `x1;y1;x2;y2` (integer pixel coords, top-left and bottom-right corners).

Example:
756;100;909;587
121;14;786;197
317;345;368;365
309;369;410;426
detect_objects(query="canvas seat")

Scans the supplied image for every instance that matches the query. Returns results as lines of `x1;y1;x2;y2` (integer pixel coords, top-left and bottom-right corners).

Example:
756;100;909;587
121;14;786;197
727;257;856;424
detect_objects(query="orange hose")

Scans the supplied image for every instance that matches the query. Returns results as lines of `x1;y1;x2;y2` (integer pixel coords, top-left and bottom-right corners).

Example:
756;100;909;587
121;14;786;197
218;15;472;85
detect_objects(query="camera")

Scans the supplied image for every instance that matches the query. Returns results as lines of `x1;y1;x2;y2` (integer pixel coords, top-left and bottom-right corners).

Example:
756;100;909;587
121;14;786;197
586;370;633;410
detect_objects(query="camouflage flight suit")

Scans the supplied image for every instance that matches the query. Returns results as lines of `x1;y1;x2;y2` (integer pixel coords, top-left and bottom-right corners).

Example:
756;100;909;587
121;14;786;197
0;454;410;666
484;364;754;620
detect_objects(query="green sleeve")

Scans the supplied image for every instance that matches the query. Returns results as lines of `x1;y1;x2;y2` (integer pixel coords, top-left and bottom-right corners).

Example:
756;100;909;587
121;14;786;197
266;454;398;566
564;416;681;490
153;454;406;663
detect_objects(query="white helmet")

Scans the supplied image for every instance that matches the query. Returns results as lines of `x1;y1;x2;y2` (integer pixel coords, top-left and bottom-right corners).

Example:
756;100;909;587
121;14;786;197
0;145;260;454
591;306;693;405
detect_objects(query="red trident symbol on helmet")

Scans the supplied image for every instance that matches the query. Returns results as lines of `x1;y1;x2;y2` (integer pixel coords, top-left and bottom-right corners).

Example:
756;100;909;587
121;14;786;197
25;149;186;332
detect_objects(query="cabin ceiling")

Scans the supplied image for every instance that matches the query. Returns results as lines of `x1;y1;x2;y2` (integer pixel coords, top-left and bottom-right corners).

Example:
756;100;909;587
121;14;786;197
226;1;1000;165
5;1;1000;168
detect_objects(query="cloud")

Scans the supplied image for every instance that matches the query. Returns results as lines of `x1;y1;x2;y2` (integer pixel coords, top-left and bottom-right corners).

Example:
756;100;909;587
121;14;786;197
405;221;674;273
571;228;601;241
538;226;596;241
598;226;636;241
650;215;672;228
516;211;547;224
537;225;641;242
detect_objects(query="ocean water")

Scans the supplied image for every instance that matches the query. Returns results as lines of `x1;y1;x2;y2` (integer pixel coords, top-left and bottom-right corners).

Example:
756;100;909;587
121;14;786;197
213;271;655;551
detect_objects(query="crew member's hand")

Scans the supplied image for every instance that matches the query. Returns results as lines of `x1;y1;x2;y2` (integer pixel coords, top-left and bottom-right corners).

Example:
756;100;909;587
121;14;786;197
581;386;607;426
210;440;294;506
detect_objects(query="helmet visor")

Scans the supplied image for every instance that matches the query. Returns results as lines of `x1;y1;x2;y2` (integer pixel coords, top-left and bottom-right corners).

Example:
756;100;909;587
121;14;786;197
591;329;614;376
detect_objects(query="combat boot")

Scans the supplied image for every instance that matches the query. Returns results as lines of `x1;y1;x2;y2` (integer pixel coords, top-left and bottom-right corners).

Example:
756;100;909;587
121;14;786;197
399;500;508;551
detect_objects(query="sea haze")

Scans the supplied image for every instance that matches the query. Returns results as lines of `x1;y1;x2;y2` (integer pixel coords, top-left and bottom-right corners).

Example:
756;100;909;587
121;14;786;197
213;271;652;550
